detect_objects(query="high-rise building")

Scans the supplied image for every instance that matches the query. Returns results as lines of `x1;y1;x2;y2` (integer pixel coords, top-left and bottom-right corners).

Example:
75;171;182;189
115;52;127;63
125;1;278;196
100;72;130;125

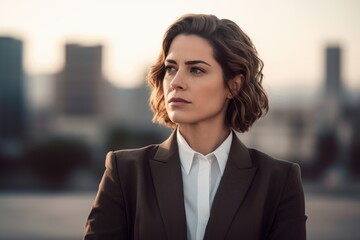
320;46;344;125
0;37;26;139
56;43;103;116
325;46;342;97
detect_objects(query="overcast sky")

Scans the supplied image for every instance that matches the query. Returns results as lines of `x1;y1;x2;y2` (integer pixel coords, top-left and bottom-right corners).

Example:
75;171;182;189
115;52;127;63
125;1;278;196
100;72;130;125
1;0;359;91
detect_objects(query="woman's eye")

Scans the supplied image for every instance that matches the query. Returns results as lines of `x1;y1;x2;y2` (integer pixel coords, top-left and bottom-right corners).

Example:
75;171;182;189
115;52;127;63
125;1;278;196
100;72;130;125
190;67;204;74
165;66;177;75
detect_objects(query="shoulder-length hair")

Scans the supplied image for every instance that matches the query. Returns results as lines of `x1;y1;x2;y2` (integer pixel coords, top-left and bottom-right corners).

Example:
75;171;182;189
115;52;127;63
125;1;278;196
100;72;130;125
147;14;268;132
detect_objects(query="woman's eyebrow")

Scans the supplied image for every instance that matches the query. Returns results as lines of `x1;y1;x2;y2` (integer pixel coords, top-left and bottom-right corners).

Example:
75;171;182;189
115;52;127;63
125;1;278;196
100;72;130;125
165;59;211;67
185;60;211;66
165;59;177;64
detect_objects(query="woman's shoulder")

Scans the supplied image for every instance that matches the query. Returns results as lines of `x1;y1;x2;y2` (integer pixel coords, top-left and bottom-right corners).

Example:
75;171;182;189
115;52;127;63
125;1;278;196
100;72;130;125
109;144;160;164
101;144;162;179
248;148;301;176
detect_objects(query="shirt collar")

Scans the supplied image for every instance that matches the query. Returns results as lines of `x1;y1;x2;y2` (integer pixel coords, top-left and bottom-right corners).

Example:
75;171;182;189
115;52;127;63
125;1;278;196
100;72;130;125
177;129;233;176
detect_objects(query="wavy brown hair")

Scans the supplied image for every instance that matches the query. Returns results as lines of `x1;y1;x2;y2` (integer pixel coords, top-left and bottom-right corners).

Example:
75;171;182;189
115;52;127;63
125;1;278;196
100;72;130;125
147;14;268;132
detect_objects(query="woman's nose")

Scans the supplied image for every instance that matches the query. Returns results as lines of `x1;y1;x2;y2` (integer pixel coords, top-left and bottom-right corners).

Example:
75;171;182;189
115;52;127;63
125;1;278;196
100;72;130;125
170;70;186;90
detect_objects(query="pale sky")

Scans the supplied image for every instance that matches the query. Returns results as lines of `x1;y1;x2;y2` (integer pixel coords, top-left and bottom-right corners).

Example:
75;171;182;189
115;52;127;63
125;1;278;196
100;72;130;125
1;0;359;90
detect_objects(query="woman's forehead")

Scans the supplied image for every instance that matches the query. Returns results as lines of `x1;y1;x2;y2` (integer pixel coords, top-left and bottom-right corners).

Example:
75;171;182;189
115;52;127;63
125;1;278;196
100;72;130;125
166;34;215;63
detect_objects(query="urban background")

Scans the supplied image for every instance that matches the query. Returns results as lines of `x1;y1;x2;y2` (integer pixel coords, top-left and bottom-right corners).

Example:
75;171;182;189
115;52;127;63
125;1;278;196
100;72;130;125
0;1;360;239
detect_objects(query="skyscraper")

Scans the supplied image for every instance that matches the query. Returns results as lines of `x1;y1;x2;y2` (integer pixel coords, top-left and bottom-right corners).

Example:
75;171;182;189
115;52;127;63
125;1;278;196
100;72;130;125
56;43;103;116
0;37;26;139
320;46;344;124
325;46;342;97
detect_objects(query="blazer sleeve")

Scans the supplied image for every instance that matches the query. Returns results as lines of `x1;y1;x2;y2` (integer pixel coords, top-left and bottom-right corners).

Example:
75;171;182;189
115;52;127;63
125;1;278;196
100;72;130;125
268;163;307;240
84;151;128;240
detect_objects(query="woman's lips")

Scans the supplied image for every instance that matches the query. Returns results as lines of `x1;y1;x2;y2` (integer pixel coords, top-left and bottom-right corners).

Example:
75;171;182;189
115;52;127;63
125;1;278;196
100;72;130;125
168;97;191;106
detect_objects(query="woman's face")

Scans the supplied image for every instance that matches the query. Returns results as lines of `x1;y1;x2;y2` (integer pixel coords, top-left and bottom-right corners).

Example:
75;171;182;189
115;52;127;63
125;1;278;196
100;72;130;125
163;34;231;128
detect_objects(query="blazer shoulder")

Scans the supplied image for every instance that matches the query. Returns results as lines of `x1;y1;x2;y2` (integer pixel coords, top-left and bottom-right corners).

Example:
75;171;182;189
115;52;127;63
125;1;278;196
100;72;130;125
108;144;160;166
248;148;300;176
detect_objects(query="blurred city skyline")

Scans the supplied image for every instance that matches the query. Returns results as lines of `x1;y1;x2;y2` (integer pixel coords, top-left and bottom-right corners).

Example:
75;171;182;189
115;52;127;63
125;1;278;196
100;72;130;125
1;32;359;186
0;0;359;89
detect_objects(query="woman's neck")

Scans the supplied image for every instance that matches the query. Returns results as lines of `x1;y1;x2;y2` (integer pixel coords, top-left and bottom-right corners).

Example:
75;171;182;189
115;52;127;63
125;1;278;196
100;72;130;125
178;124;231;155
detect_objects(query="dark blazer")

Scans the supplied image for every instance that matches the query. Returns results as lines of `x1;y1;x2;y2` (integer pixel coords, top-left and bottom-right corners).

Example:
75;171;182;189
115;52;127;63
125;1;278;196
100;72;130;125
84;131;307;240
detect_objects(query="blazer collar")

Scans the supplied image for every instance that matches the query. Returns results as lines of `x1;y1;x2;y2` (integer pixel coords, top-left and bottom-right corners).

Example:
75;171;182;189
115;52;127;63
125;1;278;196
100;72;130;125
228;130;254;169
150;130;187;240
153;130;178;162
154;129;251;167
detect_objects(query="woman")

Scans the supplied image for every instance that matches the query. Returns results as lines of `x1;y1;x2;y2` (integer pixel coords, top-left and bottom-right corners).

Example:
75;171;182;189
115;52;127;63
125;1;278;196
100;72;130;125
84;14;307;240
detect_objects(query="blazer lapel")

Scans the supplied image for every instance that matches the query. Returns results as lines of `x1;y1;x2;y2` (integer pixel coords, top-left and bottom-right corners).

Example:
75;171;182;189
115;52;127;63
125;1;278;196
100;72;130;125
150;130;187;240
204;134;258;240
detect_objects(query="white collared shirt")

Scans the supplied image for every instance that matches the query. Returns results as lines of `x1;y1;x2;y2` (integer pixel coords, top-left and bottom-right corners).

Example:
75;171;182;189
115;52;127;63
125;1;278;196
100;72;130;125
177;129;233;240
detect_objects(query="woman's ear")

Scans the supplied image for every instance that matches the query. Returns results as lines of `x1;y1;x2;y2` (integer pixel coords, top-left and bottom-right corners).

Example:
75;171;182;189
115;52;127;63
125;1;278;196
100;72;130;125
227;74;242;99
